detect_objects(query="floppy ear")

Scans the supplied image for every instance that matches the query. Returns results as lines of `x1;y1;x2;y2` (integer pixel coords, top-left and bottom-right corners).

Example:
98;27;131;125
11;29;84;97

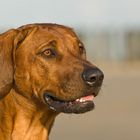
0;28;30;99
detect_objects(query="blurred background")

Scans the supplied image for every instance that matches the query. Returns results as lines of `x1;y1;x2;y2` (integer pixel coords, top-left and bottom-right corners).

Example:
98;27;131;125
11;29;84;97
0;0;140;139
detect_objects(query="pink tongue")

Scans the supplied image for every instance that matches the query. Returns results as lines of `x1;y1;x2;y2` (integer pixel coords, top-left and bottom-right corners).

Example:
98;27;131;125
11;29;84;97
81;95;94;101
78;95;94;102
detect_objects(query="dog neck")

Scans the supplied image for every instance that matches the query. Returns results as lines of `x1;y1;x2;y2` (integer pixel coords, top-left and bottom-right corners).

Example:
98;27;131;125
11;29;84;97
0;89;58;140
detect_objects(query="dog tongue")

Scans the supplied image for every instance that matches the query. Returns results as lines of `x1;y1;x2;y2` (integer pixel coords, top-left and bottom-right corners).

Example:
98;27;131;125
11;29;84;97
76;95;94;102
81;95;94;101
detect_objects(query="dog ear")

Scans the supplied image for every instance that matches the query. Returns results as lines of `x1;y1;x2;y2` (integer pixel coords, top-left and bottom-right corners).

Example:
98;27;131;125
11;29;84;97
0;29;18;98
0;28;32;99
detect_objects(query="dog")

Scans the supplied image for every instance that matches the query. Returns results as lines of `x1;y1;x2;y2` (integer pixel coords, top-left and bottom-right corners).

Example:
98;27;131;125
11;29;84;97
0;23;104;140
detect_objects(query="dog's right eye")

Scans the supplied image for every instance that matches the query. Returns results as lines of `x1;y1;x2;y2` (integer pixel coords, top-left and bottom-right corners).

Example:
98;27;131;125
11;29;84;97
37;40;57;58
43;48;56;57
44;49;52;56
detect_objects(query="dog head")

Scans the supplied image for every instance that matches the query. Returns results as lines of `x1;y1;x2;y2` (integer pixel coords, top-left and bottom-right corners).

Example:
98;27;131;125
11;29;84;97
0;24;104;114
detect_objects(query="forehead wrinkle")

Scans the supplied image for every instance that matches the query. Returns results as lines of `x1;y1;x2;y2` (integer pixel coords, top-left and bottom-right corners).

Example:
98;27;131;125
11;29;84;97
33;29;63;52
47;27;79;54
47;27;67;51
47;26;79;44
65;34;79;53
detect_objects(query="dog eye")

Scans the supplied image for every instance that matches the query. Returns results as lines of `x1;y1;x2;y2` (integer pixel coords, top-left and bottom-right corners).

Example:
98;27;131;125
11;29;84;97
79;43;85;54
43;49;55;57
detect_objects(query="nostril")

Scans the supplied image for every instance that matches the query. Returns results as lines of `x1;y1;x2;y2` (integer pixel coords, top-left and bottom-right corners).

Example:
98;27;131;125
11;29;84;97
89;74;97;83
99;74;104;81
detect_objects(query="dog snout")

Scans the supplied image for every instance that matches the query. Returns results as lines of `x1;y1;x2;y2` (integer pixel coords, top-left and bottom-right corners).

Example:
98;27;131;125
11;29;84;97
82;67;104;87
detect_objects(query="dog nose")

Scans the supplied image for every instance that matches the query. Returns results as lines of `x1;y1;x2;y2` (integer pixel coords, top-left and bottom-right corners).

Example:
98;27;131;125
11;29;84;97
82;68;104;86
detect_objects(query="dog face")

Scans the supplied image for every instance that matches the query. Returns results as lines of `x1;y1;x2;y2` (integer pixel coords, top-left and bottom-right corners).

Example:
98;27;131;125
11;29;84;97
1;24;104;114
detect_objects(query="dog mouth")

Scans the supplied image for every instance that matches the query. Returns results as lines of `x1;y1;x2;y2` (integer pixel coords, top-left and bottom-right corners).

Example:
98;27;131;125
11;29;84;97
44;93;95;114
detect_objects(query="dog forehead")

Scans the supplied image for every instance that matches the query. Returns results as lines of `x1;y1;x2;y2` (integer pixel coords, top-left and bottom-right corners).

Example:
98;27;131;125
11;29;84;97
18;23;79;41
35;25;78;40
16;24;82;56
32;25;80;49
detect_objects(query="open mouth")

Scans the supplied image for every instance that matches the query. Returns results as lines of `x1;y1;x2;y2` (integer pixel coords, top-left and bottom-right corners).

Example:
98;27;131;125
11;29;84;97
44;93;95;114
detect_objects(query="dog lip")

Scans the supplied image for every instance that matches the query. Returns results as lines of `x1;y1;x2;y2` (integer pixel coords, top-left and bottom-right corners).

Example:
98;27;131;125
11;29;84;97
43;92;95;114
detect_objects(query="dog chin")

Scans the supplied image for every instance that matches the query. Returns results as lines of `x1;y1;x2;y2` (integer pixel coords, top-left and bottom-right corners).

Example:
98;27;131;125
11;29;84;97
43;93;95;114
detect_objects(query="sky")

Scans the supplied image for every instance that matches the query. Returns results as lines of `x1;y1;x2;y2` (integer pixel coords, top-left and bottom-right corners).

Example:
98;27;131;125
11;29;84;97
0;0;140;29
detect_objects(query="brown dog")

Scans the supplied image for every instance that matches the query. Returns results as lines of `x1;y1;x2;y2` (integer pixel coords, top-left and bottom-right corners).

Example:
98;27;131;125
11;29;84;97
0;24;104;140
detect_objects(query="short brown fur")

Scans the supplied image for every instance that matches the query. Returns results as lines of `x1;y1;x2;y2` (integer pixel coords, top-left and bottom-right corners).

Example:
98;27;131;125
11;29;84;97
0;24;101;140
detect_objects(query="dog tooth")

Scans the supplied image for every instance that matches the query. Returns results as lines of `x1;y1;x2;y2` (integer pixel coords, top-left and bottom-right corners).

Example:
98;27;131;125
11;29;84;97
76;99;80;102
79;98;85;102
79;99;82;102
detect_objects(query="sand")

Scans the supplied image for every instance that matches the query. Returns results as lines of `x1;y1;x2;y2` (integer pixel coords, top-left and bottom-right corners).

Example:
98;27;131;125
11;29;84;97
50;62;140;140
